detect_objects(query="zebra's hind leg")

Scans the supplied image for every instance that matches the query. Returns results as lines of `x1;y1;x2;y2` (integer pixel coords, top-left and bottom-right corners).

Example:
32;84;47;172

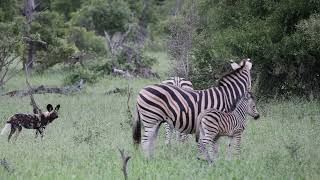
164;122;173;145
142;121;162;158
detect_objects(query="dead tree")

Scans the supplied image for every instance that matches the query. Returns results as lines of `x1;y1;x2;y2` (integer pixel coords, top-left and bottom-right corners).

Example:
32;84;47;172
23;0;36;69
167;0;199;78
118;148;131;180
104;26;132;68
24;61;41;113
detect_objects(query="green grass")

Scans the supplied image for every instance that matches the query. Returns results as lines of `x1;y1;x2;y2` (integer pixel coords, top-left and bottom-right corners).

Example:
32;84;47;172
1;53;320;179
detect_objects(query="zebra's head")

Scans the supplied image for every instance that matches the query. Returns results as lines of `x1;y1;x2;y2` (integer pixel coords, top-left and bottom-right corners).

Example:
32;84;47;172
245;92;260;120
231;58;252;70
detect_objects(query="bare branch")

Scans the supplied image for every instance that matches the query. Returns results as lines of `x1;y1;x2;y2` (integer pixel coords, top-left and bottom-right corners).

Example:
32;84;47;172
117;148;131;180
24;62;41;114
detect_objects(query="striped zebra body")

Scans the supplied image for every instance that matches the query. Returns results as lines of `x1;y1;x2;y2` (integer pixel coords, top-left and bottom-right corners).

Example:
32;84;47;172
198;92;260;162
133;59;253;156
162;77;193;145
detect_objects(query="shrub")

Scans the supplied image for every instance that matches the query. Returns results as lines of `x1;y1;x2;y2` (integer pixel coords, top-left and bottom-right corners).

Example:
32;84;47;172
68;26;106;55
64;65;99;85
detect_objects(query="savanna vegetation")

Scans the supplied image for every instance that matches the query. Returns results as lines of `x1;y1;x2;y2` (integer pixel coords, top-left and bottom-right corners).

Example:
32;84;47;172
1;0;320;179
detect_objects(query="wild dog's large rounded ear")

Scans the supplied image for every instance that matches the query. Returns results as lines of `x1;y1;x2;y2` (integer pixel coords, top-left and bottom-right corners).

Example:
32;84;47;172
55;104;60;111
47;104;53;111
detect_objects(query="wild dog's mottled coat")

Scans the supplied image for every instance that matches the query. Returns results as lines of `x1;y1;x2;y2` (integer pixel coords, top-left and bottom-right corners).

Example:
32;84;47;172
1;104;60;142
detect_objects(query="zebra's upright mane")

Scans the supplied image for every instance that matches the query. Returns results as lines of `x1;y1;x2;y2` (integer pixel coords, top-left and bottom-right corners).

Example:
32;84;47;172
217;61;246;86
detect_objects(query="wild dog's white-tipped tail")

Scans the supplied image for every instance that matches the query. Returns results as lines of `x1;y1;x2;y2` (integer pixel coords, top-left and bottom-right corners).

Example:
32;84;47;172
1;123;11;135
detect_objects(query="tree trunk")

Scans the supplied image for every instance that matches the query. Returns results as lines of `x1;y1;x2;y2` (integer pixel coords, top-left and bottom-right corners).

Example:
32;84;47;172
23;0;35;69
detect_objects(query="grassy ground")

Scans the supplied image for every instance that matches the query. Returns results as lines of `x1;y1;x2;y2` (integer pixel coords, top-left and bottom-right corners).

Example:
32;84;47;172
0;53;320;179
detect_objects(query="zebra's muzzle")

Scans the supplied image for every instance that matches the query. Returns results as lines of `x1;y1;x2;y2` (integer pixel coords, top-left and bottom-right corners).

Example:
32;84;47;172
254;114;260;120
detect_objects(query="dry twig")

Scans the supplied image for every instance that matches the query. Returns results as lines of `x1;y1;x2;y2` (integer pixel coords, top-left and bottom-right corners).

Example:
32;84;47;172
118;148;131;180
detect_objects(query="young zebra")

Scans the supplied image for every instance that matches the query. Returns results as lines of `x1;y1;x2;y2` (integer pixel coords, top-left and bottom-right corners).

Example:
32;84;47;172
161;77;193;145
133;59;253;157
1;104;60;142
197;92;260;162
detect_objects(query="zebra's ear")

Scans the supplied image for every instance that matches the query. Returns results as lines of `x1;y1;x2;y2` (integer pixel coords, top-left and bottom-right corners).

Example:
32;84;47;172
47;104;53;112
243;58;252;70
231;62;241;70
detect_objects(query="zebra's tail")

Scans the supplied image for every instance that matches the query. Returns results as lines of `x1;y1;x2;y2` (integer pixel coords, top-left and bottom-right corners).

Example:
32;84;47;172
1;123;11;135
132;106;141;147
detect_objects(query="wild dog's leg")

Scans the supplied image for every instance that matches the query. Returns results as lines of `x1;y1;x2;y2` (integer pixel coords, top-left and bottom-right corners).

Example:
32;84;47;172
8;125;16;142
35;129;39;139
39;127;44;139
13;126;22;142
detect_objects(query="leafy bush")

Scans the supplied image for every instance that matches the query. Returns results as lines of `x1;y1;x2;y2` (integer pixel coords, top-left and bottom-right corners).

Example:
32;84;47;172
68;26;106;55
64;65;99;85
190;0;320;97
71;0;133;35
30;11;75;69
116;47;157;74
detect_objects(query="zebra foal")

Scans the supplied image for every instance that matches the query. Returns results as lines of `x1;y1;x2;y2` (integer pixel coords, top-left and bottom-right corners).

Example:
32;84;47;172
162;77;193;144
197;92;260;162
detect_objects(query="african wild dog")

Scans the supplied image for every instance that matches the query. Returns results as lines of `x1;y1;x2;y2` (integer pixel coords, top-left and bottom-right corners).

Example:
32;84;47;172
1;104;60;142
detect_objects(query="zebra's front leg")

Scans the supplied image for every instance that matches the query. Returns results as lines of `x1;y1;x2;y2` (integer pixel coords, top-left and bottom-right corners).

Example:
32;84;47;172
234;133;242;158
164;123;173;145
226;137;234;161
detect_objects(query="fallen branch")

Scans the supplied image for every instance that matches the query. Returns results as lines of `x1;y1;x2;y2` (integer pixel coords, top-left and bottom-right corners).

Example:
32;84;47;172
1;80;83;97
105;87;129;96
118;148;131;180
112;68;133;79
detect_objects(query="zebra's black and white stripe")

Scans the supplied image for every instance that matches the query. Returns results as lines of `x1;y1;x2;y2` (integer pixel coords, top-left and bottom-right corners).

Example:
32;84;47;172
198;92;260;162
133;59;253;156
161;77;193;145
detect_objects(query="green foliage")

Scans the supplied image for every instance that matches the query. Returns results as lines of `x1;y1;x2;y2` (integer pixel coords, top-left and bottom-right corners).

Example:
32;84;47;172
30;11;75;69
0;0;18;22
71;0;133;35
52;0;84;20
190;0;320;97
64;65;99;85
116;48;157;73
68;26;106;55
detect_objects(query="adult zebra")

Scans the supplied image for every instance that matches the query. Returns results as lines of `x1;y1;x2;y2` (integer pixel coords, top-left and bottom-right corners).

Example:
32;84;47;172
133;59;253;156
161;77;193;145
